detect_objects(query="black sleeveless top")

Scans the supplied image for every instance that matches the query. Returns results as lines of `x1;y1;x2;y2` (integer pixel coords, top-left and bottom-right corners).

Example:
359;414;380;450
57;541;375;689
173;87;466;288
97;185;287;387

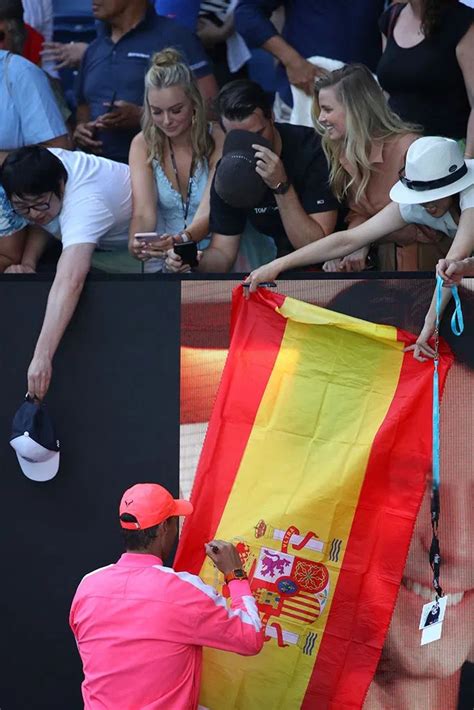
377;2;473;139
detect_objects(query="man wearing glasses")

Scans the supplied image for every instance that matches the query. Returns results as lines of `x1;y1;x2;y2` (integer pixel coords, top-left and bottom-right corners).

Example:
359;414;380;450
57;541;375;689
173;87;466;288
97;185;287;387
0;145;131;400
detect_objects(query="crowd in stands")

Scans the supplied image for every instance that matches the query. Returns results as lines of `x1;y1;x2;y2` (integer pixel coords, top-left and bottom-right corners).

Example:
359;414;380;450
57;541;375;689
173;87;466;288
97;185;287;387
0;0;473;397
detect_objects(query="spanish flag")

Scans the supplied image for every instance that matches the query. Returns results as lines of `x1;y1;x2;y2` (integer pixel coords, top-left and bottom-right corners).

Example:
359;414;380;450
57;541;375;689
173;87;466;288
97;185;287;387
175;286;453;709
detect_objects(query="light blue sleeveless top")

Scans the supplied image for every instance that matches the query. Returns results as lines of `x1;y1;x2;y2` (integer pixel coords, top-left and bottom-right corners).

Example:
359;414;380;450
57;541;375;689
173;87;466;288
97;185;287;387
0;185;27;237
152;157;210;249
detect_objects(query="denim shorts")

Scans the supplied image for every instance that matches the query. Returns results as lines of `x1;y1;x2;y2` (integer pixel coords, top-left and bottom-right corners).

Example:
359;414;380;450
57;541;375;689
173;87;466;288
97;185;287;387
0;185;27;237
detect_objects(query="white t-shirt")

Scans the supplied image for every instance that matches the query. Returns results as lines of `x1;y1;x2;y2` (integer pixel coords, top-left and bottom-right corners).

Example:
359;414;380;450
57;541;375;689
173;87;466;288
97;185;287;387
399;183;474;239
46;149;132;250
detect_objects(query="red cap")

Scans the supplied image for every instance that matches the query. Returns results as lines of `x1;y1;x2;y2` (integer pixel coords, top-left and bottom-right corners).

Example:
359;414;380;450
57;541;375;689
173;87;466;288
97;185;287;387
119;483;193;530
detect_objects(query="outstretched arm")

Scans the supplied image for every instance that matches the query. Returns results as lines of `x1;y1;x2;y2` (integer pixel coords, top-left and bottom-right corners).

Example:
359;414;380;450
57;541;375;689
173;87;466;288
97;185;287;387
457;25;474;158
235;0;325;94
28;243;95;399
244;202;404;291
409;207;474;361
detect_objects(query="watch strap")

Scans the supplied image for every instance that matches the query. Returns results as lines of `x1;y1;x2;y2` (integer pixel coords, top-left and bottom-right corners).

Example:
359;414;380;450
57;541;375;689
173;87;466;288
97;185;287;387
224;569;248;584
272;179;291;195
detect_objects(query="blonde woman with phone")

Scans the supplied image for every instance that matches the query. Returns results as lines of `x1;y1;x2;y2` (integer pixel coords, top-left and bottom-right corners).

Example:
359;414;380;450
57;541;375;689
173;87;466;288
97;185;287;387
128;48;224;272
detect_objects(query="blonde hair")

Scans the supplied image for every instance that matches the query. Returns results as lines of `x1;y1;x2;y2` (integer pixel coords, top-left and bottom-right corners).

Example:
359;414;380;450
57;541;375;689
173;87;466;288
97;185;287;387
142;48;214;165
312;64;420;203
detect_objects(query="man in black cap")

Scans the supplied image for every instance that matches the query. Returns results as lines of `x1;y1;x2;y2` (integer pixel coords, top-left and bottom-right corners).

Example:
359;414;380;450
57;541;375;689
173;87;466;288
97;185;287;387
166;79;338;273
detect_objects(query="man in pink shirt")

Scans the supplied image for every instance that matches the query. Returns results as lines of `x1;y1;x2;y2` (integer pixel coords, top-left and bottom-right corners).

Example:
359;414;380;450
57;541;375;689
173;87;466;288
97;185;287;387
70;483;263;709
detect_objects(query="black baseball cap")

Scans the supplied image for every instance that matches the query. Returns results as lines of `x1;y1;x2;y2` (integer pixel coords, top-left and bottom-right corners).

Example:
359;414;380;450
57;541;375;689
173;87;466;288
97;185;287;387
10;398;60;482
214;129;271;209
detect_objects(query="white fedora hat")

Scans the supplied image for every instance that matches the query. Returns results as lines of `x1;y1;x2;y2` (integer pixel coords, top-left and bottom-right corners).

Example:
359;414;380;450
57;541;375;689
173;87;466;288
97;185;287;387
390;136;474;204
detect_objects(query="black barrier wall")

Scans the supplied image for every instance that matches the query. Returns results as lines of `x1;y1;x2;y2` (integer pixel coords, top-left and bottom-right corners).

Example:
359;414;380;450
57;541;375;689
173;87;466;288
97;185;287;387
0;277;181;710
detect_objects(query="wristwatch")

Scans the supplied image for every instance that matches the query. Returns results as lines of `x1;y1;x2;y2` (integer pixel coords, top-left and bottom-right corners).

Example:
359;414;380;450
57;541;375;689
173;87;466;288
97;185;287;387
271;179;291;195
224;568;248;584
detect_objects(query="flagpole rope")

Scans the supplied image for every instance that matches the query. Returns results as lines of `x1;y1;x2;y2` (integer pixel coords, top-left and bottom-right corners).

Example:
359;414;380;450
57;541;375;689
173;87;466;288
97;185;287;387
430;276;464;599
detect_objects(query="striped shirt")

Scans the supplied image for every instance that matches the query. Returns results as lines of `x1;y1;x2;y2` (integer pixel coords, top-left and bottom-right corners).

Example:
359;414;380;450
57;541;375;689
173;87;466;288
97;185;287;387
200;0;231;17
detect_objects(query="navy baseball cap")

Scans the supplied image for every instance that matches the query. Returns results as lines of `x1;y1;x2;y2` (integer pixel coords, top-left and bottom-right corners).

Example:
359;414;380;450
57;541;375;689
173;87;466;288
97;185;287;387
10;398;60;482
214;129;271;209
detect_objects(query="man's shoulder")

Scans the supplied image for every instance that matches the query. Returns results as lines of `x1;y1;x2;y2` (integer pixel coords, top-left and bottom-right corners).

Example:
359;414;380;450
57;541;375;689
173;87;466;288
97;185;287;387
143;11;191;33
277;123;325;173
53;148;129;179
137;11;196;44
158;566;216;592
1;51;43;79
277;123;322;151
155;566;229;606
75;563;116;592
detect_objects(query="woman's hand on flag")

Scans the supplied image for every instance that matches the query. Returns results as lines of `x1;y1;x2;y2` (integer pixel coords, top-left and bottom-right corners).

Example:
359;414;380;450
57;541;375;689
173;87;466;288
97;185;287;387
404;321;436;362
243;261;281;296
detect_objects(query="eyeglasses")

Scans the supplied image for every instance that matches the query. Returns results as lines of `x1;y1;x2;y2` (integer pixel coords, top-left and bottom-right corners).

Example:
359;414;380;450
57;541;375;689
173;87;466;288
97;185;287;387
12;192;54;216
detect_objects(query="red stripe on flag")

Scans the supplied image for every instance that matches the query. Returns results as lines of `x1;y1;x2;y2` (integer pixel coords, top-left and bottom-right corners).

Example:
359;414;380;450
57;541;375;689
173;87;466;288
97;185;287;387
282;610;317;623
285;597;319;611
302;331;453;710
175;288;286;574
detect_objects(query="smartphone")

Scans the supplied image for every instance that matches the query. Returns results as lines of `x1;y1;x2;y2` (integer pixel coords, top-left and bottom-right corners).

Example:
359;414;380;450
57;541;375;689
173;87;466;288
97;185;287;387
242;282;277;288
134;232;164;243
174;241;199;267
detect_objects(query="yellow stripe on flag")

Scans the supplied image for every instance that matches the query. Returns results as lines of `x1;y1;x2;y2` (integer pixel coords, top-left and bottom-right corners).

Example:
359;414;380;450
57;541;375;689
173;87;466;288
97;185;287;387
198;299;405;709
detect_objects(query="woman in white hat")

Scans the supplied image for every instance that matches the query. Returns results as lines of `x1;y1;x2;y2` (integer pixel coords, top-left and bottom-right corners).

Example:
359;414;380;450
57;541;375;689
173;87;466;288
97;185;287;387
244;136;474;339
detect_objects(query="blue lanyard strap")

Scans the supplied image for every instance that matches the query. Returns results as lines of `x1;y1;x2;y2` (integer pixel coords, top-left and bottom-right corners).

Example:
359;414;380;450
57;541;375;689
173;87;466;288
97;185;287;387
450;285;464;336
434;275;464;338
430;276;464;598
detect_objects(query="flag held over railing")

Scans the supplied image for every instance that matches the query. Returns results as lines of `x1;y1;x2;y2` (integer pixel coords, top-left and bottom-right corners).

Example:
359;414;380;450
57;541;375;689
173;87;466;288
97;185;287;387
175;286;453;710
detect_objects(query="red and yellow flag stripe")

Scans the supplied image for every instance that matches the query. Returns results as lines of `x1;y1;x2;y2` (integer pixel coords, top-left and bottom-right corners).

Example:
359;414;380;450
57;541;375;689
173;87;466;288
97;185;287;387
176;287;453;710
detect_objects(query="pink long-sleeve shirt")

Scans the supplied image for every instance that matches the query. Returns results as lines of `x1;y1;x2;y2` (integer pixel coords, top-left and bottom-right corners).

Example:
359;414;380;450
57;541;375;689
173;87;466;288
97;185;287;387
70;552;263;709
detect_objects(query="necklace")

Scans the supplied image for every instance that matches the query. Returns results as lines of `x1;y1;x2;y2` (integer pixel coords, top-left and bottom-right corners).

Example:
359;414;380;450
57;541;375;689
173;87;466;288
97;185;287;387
168;138;195;229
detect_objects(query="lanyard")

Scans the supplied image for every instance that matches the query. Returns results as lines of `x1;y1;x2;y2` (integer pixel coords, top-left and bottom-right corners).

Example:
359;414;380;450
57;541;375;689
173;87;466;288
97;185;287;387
430;276;464;599
168;138;194;229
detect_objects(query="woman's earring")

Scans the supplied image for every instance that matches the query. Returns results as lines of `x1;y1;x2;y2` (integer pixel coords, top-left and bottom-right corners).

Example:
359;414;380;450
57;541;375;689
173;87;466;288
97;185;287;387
192;111;196;126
